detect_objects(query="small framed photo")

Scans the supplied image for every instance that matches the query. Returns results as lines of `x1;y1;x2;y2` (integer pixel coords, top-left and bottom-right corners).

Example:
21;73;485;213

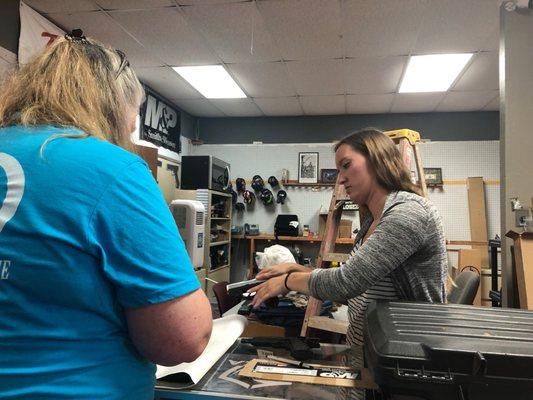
298;152;319;183
423;168;443;185
320;168;338;183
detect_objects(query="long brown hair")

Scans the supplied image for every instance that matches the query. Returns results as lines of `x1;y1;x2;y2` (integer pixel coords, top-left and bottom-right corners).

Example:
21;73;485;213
0;33;144;150
334;128;422;196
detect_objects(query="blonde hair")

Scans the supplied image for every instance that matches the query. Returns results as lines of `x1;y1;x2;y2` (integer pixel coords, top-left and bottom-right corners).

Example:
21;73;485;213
0;34;144;150
334;128;422;196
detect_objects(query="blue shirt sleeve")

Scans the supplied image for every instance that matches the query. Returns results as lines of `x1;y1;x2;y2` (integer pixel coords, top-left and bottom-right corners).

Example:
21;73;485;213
87;159;200;308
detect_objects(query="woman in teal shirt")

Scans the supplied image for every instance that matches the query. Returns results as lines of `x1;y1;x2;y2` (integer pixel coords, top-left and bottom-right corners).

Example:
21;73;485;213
0;31;212;399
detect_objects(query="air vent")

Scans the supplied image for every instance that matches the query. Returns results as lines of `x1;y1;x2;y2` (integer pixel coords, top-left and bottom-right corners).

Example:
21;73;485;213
196;211;204;225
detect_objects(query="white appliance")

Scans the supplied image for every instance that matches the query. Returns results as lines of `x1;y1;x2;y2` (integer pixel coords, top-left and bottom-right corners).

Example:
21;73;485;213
169;200;205;269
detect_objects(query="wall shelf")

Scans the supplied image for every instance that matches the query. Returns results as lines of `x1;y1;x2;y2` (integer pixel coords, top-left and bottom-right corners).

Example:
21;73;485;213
282;180;335;187
210;240;230;247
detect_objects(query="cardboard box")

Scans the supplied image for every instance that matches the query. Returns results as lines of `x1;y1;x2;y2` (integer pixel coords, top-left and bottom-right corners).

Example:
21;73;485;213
318;215;352;238
338;220;353;238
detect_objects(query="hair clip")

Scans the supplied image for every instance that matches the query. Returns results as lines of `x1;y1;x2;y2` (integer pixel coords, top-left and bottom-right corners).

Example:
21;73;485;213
65;28;87;43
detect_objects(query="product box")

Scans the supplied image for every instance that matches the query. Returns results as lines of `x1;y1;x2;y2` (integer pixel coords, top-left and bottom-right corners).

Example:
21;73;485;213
318;215;352;238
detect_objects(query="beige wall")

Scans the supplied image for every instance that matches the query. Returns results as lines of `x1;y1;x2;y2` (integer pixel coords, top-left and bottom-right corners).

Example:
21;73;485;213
500;5;533;307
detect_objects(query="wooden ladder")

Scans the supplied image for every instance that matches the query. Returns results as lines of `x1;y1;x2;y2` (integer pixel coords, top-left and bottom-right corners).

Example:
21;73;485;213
301;129;428;337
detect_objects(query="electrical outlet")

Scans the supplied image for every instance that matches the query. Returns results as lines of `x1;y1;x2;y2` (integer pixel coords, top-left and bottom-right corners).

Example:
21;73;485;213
515;209;530;227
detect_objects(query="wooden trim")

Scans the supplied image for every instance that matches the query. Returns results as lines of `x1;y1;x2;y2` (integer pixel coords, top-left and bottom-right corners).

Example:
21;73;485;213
307;316;348;335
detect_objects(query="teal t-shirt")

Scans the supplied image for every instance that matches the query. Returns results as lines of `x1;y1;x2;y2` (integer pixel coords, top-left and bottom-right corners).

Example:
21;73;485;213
0;126;200;399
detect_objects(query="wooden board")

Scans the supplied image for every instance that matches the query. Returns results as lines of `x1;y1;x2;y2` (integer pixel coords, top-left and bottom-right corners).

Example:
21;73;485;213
239;359;377;389
133;144;158;179
240;321;286;338
506;231;533;310
466;177;488;268
458;248;482;306
307;316;348;335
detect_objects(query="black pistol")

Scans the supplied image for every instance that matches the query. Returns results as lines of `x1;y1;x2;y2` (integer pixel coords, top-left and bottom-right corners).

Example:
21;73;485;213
241;337;320;361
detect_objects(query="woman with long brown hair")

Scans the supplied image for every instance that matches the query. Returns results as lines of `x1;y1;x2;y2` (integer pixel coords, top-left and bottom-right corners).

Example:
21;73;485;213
0;31;212;399
249;128;447;399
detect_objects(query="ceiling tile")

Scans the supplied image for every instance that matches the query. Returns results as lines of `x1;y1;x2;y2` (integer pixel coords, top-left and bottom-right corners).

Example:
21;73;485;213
286;59;344;96
342;0;428;57
346;94;394;114
483;94;500;111
24;0;99;14
254;97;303;116
209;99;264;117
345;56;407;94
47;11;159;67
170;99;225;117
109;8;219;65
257;0;342;60
300;95;345;115
228;62;295;98
436;90;499;112
182;2;281;63
0;58;14;78
135;66;202;99
413;0;501;53
178;0;243;4
452;52;498;91
95;0;173;10
390;93;445;113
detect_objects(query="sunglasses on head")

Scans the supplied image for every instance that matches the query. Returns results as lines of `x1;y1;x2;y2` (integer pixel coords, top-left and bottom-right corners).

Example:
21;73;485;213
115;49;130;79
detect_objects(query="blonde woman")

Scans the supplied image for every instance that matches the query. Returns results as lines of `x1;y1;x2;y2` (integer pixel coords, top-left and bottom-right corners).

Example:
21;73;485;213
249;128;447;399
0;31;212;399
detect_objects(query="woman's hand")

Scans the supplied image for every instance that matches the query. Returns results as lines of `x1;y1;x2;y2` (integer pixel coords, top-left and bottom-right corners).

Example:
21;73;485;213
248;274;289;308
256;262;304;280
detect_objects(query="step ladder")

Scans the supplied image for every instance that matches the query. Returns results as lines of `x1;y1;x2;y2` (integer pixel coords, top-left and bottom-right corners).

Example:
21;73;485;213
301;129;428;337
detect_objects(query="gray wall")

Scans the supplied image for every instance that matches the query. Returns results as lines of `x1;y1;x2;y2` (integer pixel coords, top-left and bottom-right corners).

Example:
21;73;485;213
500;5;533;308
198;111;499;144
0;0;19;53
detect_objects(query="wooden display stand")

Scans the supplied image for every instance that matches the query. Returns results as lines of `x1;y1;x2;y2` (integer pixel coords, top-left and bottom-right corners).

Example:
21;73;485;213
506;231;533;310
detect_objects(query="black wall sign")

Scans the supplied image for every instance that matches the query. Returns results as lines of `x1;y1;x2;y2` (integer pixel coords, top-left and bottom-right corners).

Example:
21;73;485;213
139;89;181;153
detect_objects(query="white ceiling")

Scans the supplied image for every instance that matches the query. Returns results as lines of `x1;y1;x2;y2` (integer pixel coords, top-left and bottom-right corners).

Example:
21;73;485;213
26;0;503;117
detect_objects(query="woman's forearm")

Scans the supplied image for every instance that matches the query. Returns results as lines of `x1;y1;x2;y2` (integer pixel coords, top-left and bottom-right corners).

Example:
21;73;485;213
285;271;311;295
289;263;312;273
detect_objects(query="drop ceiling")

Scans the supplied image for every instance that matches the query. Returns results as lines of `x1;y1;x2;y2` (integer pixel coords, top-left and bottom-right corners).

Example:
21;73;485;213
26;0;502;117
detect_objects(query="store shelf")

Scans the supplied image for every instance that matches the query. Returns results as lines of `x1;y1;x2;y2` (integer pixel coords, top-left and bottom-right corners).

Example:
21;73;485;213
210;240;230;247
233;234;353;244
282;180;335;187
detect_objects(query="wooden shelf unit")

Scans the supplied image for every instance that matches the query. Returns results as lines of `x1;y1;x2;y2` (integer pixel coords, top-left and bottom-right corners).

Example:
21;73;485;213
282;180;335;187
233;234;354;278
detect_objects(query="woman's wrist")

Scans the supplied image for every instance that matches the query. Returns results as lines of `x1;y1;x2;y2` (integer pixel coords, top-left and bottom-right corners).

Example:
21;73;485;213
283;272;293;292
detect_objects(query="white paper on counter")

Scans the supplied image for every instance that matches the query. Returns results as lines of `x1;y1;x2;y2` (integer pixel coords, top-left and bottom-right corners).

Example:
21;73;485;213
155;314;248;388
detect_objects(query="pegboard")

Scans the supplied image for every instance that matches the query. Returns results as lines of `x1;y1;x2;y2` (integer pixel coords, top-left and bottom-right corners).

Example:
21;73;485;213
191;140;500;243
191;142;356;235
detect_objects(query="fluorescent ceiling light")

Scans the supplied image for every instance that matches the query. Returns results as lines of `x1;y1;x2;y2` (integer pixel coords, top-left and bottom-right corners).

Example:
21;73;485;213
173;65;246;99
399;54;473;93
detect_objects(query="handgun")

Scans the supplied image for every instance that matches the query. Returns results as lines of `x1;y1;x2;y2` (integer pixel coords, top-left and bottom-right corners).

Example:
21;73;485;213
226;278;265;297
241;336;320;361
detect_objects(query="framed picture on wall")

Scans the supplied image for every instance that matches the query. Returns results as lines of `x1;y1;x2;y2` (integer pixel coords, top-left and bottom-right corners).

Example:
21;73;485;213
298;152;319;183
320;168;338;183
423;167;443;185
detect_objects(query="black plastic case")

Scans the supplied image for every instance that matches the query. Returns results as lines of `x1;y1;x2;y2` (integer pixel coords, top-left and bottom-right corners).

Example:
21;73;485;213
364;301;533;400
